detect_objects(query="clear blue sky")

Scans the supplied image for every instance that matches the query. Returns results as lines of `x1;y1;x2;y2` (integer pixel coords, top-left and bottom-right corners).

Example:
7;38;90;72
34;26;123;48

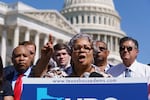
1;0;150;64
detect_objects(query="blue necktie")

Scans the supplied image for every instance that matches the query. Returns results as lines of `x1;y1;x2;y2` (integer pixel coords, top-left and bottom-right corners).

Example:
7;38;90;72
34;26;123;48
125;68;131;77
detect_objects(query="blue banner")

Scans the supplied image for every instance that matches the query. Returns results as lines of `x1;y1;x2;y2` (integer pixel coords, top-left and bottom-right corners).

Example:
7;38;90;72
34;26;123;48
22;78;148;100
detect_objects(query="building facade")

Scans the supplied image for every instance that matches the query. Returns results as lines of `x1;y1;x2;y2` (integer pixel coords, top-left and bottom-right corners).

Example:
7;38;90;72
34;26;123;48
0;1;79;66
0;0;125;66
61;0;126;65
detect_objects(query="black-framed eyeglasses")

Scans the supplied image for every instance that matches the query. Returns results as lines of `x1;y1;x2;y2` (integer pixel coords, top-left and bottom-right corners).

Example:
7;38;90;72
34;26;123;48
72;45;92;53
119;46;136;52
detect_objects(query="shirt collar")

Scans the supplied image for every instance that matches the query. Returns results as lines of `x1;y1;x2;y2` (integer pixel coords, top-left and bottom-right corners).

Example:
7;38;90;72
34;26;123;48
105;64;112;71
23;66;32;77
123;60;137;72
59;64;71;70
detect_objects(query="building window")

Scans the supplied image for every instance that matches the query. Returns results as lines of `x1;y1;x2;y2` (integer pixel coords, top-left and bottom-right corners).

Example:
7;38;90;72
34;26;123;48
76;16;78;24
93;16;96;23
8;39;12;46
88;16;90;23
93;34;97;40
109;18;111;26
100;35;104;41
70;17;73;24
82;15;84;23
104;17;106;25
99;17;101;24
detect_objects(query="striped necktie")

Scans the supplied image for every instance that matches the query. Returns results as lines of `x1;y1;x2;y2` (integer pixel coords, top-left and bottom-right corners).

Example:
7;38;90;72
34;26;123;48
14;74;23;100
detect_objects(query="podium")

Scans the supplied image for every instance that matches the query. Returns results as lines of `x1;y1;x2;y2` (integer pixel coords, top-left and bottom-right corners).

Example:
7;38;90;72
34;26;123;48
22;78;148;100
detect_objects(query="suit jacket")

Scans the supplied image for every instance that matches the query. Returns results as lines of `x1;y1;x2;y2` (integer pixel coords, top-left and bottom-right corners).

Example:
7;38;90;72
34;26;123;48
3;65;18;83
3;65;33;83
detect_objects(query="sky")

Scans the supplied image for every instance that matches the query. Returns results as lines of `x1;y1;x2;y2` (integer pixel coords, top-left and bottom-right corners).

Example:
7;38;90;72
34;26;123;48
1;0;150;64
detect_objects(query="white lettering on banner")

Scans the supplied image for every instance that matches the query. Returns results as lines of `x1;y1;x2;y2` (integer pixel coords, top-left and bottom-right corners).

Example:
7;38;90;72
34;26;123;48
104;97;118;100
37;88;118;100
23;77;147;84
64;98;117;100
76;98;97;100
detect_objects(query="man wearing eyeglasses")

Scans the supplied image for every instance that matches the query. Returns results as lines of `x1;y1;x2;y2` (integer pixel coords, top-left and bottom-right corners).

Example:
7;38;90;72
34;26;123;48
107;36;150;78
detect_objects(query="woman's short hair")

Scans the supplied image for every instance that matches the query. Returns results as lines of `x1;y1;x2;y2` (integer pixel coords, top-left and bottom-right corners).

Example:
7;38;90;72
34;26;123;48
68;33;93;52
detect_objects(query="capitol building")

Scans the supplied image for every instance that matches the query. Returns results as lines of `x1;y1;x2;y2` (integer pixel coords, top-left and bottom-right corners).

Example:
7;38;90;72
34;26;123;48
0;0;126;67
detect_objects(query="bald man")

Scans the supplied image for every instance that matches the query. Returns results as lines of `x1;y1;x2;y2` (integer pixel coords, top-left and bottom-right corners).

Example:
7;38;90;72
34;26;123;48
4;45;33;84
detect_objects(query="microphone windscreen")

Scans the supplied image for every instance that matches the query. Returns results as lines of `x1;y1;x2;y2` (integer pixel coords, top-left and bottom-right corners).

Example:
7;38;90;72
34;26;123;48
82;72;90;78
89;72;104;77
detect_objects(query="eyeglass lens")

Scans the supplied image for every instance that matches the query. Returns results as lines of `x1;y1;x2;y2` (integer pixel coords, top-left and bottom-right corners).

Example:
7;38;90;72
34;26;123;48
73;45;92;52
120;46;133;51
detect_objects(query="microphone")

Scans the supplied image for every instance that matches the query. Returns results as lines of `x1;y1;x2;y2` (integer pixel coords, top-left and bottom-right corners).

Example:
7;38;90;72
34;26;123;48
82;72;90;78
89;72;104;77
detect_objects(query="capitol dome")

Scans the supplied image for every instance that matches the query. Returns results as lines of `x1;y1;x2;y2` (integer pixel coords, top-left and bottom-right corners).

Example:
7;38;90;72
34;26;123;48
63;0;115;10
61;0;126;65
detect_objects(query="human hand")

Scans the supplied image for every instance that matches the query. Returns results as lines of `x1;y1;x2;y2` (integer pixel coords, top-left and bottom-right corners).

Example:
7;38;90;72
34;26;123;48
41;34;54;59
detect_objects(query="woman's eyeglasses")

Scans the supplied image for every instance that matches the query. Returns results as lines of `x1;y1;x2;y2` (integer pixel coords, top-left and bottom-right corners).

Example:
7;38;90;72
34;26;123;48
72;45;92;53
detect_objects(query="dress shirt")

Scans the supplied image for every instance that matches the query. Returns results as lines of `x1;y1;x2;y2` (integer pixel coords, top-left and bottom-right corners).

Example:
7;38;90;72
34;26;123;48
11;66;32;89
105;64;113;73
88;64;112;77
92;64;113;73
59;64;72;75
107;60;150;78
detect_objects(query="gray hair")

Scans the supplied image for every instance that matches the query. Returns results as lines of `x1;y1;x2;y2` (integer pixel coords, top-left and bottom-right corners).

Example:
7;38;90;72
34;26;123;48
68;33;93;51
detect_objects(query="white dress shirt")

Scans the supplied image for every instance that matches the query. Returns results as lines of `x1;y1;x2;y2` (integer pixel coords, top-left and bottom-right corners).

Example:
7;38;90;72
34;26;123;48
107;60;150;78
12;66;32;89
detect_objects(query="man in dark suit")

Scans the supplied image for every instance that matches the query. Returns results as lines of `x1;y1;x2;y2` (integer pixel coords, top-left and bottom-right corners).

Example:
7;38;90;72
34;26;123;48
4;45;33;85
4;40;36;82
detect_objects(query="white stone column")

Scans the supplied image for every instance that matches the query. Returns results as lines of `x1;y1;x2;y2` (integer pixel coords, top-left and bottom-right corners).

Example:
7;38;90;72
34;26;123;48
84;15;87;24
102;16;104;24
34;32;40;63
73;16;76;24
44;34;49;44
115;37;118;52
96;15;99;24
1;27;7;67
97;34;100;40
78;15;82;24
104;34;107;43
13;26;19;48
110;36;113;51
106;17;108;25
25;28;30;41
53;37;57;45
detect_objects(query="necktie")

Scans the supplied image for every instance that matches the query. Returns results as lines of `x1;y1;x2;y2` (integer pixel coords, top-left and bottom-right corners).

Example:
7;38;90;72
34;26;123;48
14;74;23;100
125;68;131;77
